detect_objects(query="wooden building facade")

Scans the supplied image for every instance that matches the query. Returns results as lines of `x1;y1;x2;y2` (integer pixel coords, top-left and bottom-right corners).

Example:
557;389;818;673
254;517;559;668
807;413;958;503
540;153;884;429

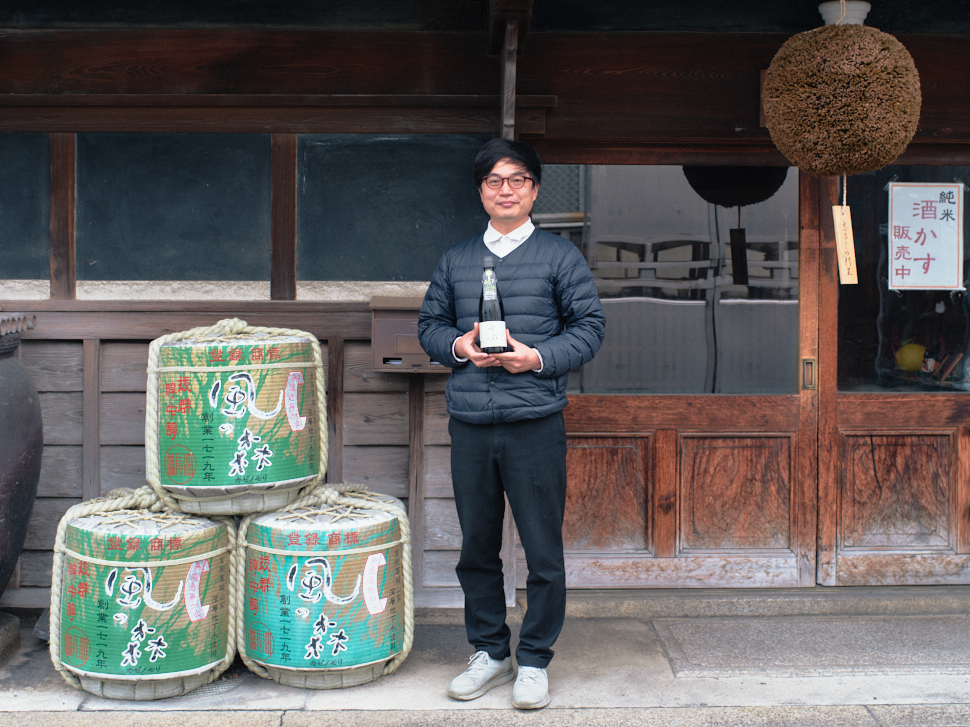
4;1;970;609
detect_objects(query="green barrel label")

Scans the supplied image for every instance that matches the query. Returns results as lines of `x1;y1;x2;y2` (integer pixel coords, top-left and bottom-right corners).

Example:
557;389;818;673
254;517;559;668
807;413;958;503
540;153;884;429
157;340;317;490
60;518;230;678
244;513;403;670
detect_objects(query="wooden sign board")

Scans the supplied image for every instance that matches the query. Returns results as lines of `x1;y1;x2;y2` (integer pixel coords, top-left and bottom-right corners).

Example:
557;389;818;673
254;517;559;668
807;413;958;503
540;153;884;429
888;183;964;291
832;205;858;285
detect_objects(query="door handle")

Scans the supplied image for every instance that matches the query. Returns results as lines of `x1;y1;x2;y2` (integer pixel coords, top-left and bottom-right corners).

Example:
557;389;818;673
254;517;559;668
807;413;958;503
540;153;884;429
802;358;817;390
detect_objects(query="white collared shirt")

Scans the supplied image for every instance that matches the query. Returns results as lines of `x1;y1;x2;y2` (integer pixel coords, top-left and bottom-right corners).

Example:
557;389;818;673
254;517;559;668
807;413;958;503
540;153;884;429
483;218;535;259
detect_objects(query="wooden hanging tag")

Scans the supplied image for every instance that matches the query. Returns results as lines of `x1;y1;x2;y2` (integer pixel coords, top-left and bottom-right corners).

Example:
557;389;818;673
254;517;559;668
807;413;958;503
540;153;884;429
832;205;858;284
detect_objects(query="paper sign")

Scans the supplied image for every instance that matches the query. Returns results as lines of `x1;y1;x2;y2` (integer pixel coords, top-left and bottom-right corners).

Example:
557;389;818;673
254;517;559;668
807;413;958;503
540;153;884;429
832;206;858;284
888;183;964;290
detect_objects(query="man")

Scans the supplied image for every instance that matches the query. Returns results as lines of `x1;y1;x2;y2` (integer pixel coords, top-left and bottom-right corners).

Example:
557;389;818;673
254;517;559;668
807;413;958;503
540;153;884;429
418;138;605;710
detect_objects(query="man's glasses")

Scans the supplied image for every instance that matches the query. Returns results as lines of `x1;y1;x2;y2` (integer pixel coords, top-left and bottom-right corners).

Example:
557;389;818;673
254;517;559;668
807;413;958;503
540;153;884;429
483;174;534;190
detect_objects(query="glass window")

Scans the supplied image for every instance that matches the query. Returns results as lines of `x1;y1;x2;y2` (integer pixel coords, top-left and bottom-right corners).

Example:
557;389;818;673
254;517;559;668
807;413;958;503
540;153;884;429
297;134;488;282
838;165;970;392
537;164;800;395
76;133;271;281
0;133;50;280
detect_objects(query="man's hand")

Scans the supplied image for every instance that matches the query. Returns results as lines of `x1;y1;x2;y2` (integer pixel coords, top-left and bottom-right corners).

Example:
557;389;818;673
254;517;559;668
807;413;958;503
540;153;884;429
494;331;541;373
455;322;501;367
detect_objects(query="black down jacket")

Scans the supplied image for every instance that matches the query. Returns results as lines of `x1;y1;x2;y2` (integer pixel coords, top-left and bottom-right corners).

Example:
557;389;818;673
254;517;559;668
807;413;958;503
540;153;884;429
418;228;605;424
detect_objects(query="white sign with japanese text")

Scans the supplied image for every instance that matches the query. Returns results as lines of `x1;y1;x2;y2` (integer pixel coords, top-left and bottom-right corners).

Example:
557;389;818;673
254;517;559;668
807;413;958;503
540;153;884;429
888;183;963;290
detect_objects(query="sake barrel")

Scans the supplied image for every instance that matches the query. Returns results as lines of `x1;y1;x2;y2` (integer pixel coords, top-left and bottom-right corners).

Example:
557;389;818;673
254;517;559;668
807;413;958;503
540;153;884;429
243;494;405;688
56;510;232;700
148;324;323;515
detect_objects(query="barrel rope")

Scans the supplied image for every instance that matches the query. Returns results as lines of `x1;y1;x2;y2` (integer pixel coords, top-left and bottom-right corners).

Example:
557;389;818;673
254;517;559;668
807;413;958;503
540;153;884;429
61;546;231;570
145;318;328;511
152;477;314;504
50;486;238;691
235;482;414;680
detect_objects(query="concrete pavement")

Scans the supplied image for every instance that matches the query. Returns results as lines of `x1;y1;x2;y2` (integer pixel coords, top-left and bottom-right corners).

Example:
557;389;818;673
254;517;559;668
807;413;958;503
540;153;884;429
2;587;970;726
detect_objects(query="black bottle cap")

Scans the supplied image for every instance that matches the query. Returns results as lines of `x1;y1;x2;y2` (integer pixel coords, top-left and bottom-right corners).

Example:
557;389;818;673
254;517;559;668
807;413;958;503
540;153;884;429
483;255;495;268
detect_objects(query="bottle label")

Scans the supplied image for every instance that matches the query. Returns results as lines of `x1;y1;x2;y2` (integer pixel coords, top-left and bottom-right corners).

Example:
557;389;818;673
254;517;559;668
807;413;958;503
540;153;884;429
479;321;506;349
483;272;498;301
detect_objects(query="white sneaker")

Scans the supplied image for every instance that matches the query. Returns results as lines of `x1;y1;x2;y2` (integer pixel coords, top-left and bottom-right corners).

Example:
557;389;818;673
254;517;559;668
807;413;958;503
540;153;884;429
447;651;514;700
513;665;550;709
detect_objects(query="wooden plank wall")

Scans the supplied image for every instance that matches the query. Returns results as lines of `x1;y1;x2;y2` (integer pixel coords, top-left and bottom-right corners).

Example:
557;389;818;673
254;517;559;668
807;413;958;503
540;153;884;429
17;341;83;591
6;325;465;609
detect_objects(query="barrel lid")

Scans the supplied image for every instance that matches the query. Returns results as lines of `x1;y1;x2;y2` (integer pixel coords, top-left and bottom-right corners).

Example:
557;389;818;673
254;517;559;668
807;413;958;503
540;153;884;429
65;510;227;563
162;333;310;348
69;510;220;537
247;494;404;550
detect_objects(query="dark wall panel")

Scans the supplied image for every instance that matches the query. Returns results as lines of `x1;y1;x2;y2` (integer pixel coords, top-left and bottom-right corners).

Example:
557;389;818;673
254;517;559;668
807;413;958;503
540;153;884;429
2;0;968;32
530;0;970;33
0;0;424;28
76;133;271;281
0;133;50;280
297;134;489;282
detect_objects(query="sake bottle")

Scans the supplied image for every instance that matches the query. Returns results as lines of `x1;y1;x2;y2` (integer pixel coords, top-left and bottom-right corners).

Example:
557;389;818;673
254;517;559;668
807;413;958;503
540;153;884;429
479;256;508;353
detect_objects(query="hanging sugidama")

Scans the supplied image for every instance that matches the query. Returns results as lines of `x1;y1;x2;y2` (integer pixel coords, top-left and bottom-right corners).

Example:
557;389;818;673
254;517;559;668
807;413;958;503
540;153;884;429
762;1;921;178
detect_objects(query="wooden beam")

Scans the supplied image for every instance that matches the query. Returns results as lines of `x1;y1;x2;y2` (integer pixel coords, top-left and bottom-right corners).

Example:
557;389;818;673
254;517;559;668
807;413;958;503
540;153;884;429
82;339;101;501
408;374;426;596
15;308;372;341
0;31;498;95
565;394;799;433
0;94;553;108
1;30;969;146
270;133;297;301
50;133;76;300
532;141;789;166
0;97;555;135
500;19;518;140
9;300;371;313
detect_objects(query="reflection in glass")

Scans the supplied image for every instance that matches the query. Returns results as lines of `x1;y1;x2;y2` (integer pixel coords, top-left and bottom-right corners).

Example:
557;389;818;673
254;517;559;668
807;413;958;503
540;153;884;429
535;165;799;395
838;165;970;392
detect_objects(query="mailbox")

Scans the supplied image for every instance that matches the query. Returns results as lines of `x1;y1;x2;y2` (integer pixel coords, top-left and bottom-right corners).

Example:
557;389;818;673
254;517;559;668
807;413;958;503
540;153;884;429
370;296;447;373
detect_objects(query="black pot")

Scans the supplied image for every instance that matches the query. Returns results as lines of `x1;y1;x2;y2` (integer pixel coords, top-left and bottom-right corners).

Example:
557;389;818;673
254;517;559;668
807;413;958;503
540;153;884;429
0;333;43;596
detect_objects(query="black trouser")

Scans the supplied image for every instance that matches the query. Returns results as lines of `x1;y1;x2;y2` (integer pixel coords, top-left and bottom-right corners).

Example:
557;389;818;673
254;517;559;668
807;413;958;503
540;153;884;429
449;411;567;669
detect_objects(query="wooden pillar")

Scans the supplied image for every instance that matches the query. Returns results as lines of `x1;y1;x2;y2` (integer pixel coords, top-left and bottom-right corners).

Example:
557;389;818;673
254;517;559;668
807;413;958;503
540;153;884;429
816;175;840;585
500;19;518;140
271;133;298;301
795;170;821;586
653;430;678;557
50;133;76;300
82;339;101;501
326;339;344;483
408;375;426;598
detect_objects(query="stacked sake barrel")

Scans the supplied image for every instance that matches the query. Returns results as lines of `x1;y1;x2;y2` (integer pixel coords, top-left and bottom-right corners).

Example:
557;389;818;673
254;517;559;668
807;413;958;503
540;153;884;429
50;487;236;700
144;318;326;516
50;318;413;699
238;484;412;688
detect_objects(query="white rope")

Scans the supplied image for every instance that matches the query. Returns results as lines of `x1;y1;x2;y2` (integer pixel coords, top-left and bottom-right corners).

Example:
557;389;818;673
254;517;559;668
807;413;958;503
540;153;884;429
144;318;328;513
247;539;408;558
50;486;238;692
58;546;231;569
235;482;414;680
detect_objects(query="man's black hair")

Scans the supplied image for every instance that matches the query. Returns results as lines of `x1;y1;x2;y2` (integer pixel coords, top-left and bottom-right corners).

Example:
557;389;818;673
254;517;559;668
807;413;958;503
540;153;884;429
473;138;542;187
